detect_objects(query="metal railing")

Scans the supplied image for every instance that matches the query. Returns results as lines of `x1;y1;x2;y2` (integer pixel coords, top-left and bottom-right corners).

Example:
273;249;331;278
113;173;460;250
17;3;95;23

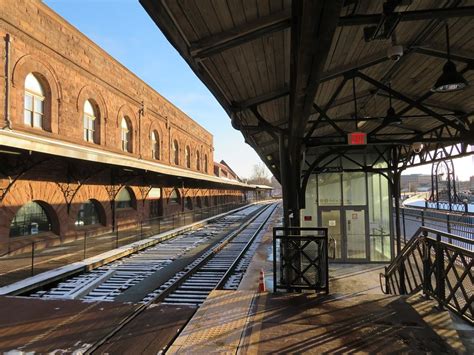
424;200;470;213
380;226;473;325
400;206;473;251
0;202;246;287
273;227;329;293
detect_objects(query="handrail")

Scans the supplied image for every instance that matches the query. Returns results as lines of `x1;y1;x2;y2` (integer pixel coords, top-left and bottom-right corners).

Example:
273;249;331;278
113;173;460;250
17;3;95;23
384;227;424;274
329;238;336;260
0;202;246;258
420;227;473;245
401;205;473;216
380;226;473;325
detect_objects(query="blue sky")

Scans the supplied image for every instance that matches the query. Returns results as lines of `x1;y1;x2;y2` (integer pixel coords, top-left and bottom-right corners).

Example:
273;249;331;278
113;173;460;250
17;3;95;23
44;0;265;179
44;0;472;181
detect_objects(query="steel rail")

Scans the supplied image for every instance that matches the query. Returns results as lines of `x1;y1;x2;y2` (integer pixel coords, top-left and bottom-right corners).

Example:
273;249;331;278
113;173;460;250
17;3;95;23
84;202;276;354
215;203;278;290
149;203;275;304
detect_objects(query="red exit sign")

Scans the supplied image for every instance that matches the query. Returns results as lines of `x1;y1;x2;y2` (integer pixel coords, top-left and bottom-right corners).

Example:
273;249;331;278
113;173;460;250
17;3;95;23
348;132;367;145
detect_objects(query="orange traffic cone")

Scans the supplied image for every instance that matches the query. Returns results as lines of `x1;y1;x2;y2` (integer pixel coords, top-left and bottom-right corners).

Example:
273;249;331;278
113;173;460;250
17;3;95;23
258;269;266;292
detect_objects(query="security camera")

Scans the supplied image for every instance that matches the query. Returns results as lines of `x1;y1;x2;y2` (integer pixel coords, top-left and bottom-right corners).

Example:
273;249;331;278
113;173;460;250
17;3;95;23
412;142;424;154
387;45;403;61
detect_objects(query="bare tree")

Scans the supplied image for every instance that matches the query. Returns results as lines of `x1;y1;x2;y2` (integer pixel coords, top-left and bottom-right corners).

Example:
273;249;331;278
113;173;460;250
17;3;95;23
246;163;271;185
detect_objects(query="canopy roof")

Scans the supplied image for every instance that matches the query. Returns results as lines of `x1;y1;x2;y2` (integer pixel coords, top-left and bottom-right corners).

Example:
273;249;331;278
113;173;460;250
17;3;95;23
141;0;474;180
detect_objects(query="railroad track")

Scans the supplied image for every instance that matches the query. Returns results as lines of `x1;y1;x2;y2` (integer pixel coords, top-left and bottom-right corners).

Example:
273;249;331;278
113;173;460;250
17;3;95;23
28;204;264;302
87;202;279;354
150;203;277;306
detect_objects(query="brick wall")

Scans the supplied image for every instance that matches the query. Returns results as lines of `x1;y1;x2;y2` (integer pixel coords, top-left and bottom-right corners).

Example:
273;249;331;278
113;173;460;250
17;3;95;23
0;0;214;174
0;156;245;248
0;0;247;248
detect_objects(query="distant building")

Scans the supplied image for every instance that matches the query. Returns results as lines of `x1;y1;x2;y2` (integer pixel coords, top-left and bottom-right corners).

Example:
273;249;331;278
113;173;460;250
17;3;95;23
214;160;241;181
270;176;282;198
401;174;431;192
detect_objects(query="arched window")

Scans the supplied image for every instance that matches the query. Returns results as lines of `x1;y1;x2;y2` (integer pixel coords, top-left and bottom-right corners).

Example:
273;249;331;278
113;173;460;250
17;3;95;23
76;200;102;226
185;196;193;210
196;151;200;171
170;188;181;204
204;196;209;207
151;130;160;159
83;100;97;143
24;73;44;129
204;155;208;173
196;196;202;208
121;117;132;152
173;140;179;165
116;187;133;209
10;201;52;237
185;146;191;168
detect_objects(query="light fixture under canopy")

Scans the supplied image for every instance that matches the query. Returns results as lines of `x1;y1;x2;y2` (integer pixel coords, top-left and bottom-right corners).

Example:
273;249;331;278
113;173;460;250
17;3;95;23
383;82;402;125
432;24;469;93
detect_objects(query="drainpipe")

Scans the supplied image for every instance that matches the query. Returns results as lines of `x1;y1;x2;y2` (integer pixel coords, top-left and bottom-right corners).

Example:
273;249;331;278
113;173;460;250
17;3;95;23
138;101;144;159
168;119;171;164
3;34;12;130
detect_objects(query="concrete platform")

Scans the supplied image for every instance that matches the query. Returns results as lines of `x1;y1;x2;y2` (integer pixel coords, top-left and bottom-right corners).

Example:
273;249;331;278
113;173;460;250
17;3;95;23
169;206;473;354
95;304;197;354
0;296;137;353
167;290;255;354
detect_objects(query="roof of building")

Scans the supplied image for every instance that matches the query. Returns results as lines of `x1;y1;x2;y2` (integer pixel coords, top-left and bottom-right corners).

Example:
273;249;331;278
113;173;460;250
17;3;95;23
0;130;255;190
140;0;474;180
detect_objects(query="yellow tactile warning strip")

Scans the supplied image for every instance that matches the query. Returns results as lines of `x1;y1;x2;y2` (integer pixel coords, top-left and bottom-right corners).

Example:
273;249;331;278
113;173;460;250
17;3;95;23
167;290;256;354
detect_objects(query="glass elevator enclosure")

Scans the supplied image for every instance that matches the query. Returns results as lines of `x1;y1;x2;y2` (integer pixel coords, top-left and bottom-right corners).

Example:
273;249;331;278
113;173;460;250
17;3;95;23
301;172;393;262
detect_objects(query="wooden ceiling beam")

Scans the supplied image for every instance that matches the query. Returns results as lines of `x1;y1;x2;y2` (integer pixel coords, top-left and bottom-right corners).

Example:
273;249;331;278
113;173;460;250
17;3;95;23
338;6;474;27
289;0;343;151
413;47;474;65
231;87;289;111
324;89;375;111
375;92;466;114
190;9;291;59
320;52;388;82
357;71;467;133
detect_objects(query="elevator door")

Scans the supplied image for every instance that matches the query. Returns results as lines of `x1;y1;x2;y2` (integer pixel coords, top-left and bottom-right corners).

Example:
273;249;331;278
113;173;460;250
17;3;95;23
345;209;367;260
320;208;367;261
321;210;342;260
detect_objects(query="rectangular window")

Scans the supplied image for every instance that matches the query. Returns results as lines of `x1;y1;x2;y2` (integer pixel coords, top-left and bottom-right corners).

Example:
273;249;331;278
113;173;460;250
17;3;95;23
24;109;32;125
33;112;42;128
318;174;342;206
368;173;391;261
24;93;43;128
84;116;95;143
122;131;129;152
34;97;43;113
24;94;33;126
343;172;366;205
25;94;33;111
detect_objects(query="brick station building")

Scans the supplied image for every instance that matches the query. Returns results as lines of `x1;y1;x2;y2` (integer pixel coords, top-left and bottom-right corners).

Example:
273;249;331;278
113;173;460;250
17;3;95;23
0;0;258;250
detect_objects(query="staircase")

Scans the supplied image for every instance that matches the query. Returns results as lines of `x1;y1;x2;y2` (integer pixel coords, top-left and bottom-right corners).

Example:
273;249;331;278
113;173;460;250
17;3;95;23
380;227;473;325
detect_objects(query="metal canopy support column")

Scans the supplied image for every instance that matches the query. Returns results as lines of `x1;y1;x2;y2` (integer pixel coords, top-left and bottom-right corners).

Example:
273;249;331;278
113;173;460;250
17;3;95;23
279;133;290;227
391;148;406;294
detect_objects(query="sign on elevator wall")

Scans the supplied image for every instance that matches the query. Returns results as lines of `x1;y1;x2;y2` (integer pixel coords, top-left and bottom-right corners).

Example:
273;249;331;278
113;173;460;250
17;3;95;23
328;220;336;226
